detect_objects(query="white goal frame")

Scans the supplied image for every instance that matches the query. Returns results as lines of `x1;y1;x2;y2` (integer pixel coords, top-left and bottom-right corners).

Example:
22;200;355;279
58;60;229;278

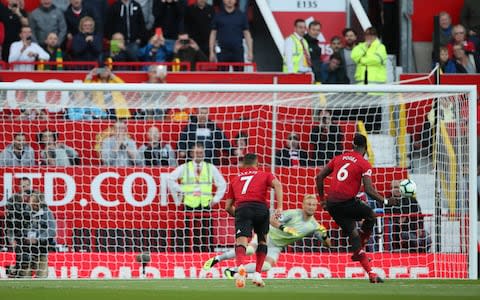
0;82;476;279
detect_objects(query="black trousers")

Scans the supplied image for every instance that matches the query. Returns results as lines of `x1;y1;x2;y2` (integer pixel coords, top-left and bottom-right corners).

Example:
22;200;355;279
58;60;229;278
184;206;214;252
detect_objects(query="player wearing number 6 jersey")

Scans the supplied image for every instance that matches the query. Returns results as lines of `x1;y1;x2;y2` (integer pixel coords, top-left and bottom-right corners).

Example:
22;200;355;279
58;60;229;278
316;133;392;284
225;153;283;288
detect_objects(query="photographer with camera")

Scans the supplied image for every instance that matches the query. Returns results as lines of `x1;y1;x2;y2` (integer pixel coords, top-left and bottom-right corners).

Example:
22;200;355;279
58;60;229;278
5;179;56;278
101;120;142;166
1;0;29;62
173;32;207;71
8;26;49;71
72;16;102;61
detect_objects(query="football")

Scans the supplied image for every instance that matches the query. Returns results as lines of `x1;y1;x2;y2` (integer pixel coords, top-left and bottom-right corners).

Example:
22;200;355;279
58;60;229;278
399;179;416;197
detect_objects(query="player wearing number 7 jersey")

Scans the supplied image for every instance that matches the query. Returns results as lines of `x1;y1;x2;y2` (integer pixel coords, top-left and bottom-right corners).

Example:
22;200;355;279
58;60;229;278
225;153;283;288
316;133;392;284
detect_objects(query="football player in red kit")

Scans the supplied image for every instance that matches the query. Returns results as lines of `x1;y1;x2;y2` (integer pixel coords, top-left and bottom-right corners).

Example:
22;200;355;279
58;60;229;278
316;133;393;283
225;153;283;288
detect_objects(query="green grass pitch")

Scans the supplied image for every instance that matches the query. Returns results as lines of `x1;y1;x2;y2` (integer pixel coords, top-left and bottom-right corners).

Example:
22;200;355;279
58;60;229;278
0;279;479;300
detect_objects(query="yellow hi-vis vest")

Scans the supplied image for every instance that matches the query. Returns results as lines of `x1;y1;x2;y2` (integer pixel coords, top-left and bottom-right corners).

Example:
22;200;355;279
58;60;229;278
182;161;213;208
283;34;309;73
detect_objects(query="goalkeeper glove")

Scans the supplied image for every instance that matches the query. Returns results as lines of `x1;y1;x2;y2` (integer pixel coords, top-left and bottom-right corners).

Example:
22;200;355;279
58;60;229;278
317;225;329;240
279;225;299;237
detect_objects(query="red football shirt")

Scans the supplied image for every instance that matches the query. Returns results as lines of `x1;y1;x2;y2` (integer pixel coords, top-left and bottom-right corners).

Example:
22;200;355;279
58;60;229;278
226;167;275;207
326;151;373;202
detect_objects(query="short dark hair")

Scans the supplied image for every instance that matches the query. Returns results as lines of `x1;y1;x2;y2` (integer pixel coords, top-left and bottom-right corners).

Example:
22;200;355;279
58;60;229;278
342;27;357;37
330;52;342;62
308;20;321;29
330;35;342;43
353;133;367;148
243;153;258;166
192;142;205;150
364;27;378;37
294;19;305;26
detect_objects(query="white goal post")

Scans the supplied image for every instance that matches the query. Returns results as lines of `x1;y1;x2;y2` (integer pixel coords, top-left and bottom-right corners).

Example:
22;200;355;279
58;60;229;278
0;82;476;280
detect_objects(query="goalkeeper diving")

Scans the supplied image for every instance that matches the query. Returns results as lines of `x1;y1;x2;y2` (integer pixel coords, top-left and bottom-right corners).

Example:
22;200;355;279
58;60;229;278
203;194;331;277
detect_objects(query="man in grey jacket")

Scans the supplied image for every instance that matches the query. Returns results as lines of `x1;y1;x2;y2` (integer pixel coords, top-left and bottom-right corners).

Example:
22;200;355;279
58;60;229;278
29;0;67;46
101;120;142;166
7;192;57;278
0;133;36;166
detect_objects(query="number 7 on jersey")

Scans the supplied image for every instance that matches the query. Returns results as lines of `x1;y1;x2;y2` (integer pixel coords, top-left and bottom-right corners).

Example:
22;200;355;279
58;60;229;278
240;175;254;194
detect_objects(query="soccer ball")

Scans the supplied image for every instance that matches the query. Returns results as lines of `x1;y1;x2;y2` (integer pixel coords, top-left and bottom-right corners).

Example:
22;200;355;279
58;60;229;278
399;179;416;197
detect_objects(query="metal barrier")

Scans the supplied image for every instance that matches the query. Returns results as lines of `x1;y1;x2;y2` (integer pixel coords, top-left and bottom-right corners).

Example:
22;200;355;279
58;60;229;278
109;61;191;72
8;61;99;71
196;62;257;72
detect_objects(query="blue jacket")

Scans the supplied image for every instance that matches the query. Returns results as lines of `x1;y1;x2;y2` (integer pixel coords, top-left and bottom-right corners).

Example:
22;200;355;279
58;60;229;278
72;32;103;61
137;43;166;62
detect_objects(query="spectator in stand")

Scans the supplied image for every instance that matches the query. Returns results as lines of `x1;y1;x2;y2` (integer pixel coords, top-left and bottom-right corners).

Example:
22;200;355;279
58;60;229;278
37;130;80;166
140;126;176;167
330;35;342;54
43;32;59;62
453;44;480;74
0;0;29;62
137;32;166;62
177;107;232;165
104;32;137;62
310;109;343;167
83;0;108;36
275;132;309;167
67;90;108;120
153;0;184;62
320;53;349;84
433;11;453;48
64;0;95;44
29;0;67;46
230;131;249;165
6;191;56;278
304;20;322;83
282;18;311;74
0;132;36;166
17;109;48;120
386;180;431;252
137;0;154;30
72;16;102;61
461;0;480;50
351;27;387;85
101;120;142;166
53;0;69;11
9;26;49;71
84;67;131;119
340;28;358;84
106;0;146;62
185;0;215;58
435;46;456;73
447;24;476;58
173;32;207;70
209;0;253;65
134;65;167;120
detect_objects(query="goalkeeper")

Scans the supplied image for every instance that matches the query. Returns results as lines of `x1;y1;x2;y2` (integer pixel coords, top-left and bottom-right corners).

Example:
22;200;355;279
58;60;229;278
203;194;331;277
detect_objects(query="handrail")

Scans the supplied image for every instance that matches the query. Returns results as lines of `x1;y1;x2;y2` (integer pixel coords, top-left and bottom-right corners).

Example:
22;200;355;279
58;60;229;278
8;61;98;70
110;61;191;72
196;62;257;72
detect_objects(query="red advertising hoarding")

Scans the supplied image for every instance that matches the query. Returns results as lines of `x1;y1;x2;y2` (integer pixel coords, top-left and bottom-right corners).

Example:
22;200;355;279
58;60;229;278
0;253;468;279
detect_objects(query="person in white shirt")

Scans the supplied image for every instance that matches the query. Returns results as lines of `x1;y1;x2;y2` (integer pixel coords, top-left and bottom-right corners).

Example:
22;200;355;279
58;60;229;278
283;19;312;74
169;142;226;252
9;26;50;71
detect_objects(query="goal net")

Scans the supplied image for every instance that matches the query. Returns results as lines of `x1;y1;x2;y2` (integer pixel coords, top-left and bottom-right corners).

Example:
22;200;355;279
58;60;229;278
0;82;476;280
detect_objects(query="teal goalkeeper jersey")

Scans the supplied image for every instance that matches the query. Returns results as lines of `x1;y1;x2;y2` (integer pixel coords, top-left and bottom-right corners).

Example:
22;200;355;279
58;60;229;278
269;209;321;247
